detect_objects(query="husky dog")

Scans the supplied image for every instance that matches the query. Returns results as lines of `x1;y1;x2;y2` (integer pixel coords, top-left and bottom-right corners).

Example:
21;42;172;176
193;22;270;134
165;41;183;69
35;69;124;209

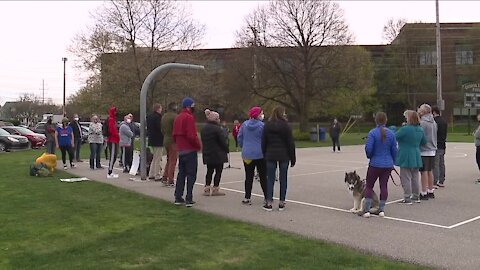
344;171;379;214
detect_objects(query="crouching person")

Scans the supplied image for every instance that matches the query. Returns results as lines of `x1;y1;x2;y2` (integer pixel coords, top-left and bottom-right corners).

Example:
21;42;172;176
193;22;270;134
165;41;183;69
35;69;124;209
201;109;229;196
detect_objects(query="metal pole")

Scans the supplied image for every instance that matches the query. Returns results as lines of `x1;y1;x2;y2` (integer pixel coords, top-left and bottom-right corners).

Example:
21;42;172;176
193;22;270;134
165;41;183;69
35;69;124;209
435;0;444;111
62;57;67;116
140;63;204;180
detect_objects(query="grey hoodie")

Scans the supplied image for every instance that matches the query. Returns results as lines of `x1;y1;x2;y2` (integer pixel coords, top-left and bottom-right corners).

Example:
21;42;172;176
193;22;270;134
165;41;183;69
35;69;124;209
419;113;437;154
119;122;134;147
474;124;480;146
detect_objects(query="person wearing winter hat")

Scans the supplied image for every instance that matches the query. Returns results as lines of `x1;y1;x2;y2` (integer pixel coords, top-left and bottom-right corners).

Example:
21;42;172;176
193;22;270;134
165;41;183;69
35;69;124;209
173;97;202;207
201;109;229;196
237;106;267;205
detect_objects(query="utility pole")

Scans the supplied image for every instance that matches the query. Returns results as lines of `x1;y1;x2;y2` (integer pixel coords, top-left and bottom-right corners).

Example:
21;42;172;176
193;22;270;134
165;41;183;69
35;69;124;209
250;26;258;90
42;79;45;104
62;57;67;116
435;0;444;111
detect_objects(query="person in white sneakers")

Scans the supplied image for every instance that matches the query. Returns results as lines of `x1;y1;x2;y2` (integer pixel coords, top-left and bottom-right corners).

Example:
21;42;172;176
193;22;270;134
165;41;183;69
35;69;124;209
106;106;120;179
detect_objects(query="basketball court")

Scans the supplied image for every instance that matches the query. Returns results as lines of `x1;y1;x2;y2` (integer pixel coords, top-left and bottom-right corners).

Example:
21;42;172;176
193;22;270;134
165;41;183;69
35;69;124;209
64;142;480;270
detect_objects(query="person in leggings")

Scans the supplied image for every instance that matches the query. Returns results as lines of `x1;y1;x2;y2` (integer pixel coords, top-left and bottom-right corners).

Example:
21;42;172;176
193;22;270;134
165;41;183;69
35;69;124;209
360;112;397;218
237;106;267;205
201;109;229;196
106;106;120;179
55;117;75;170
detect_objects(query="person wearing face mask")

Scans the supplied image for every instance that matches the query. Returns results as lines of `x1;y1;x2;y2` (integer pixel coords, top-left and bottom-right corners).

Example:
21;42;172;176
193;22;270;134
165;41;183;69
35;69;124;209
237;106;267;205
88;115;104;170
119;115;135;173
474;113;480;184
69;113;83;162
55;117;75;170
173;97;202;207
147;103;164;181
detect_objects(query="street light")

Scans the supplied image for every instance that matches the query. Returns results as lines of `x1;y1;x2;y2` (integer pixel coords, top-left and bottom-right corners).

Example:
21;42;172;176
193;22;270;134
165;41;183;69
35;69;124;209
62;57;67;116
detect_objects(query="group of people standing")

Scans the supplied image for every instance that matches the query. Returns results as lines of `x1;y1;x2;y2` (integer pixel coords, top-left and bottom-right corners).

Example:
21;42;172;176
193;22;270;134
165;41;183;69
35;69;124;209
359;104;447;218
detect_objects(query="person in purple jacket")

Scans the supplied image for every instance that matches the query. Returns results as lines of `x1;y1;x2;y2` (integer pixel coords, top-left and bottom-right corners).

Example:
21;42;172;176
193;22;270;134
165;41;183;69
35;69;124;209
360;112;398;218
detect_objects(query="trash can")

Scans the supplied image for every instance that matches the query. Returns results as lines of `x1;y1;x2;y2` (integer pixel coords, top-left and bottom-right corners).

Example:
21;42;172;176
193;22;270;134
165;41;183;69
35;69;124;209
310;127;318;142
319;128;326;141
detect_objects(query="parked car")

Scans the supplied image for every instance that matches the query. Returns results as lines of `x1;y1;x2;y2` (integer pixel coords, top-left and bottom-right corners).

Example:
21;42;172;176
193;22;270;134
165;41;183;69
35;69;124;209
0;128;30;152
32;121;47;134
1;126;46;148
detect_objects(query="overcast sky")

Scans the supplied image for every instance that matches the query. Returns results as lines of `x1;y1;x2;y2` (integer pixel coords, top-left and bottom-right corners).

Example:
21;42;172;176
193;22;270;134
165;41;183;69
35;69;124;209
1;0;479;106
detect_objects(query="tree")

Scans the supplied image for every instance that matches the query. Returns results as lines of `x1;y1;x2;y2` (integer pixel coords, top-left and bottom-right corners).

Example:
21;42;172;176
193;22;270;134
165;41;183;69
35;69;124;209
68;0;205;115
382;18;407;44
234;0;374;131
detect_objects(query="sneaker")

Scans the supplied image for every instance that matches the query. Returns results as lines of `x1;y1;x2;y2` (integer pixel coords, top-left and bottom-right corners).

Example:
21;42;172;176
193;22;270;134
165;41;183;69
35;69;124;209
262;204;273;211
413;197;421;203
185;201;196;207
433;185;439;189
107;173;119;179
70;163;76;168
398;199;413;205
428;192;435;199
358;211;370;218
242;199;252;205
419;194;429;200
63;165;68;170
174;198;185;205
165;182;175;188
378;211;385;217
437;183;445;188
279;202;286;211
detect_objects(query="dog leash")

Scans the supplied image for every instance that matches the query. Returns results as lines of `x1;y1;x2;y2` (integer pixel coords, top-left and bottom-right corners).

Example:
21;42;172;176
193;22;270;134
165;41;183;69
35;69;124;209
389;168;400;187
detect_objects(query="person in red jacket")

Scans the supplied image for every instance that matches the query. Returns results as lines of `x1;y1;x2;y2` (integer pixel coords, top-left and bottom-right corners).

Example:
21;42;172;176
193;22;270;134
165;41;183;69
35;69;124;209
173;97;201;207
107;106;120;179
232;119;241;150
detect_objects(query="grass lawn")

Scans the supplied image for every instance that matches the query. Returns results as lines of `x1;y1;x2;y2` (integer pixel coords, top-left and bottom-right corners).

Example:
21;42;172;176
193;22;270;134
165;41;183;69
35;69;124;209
0;149;427;270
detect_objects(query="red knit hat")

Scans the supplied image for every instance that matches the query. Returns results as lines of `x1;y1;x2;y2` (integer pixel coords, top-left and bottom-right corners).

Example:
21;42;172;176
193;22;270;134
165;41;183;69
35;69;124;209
249;106;262;119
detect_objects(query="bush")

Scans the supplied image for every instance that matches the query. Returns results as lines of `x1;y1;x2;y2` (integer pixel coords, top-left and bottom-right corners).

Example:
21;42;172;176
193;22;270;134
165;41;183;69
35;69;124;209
292;129;310;141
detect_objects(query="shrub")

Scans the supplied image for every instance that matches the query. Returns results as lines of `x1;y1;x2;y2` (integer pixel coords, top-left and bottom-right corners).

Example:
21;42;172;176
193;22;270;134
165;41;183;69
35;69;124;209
292;129;310;141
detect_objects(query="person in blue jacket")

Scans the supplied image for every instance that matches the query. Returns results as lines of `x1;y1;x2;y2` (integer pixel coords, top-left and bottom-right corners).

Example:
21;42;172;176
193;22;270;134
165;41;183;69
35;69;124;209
360;112;397;218
237;106;267;205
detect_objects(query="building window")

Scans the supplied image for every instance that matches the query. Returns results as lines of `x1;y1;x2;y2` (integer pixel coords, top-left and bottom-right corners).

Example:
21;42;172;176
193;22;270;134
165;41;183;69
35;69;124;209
456;46;473;65
418;50;436;66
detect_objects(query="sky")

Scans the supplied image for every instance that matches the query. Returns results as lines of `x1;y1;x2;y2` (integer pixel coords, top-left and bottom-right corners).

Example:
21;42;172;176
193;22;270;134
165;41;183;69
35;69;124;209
1;0;480;106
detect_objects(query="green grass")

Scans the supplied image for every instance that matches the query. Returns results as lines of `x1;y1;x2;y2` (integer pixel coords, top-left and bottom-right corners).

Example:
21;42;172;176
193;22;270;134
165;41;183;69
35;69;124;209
0;149;427;270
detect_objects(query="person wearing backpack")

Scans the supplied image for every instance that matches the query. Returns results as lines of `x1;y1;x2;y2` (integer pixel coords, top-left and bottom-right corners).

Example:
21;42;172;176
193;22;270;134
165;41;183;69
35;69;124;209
106;106;120;179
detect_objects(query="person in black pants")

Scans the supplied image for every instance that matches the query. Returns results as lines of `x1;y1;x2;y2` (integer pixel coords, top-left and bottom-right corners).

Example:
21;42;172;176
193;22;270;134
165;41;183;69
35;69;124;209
201;109;229;196
237;106;267;205
329;118;341;152
69;114;83;162
55;118;75;170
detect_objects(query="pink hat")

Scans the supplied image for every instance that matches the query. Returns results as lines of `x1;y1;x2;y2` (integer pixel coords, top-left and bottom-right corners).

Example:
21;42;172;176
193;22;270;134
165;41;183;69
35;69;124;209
204;109;220;122
249;106;262;119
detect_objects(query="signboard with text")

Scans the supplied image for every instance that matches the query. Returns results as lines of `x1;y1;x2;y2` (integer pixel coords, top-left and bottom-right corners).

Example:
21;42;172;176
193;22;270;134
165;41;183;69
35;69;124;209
463;83;480;108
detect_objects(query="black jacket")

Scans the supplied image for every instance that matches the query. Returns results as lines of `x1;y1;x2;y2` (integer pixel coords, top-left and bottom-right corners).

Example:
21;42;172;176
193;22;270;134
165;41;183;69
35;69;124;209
201;121;229;165
329;122;341;138
147;111;164;147
434;115;447;150
69;121;82;140
262;119;296;165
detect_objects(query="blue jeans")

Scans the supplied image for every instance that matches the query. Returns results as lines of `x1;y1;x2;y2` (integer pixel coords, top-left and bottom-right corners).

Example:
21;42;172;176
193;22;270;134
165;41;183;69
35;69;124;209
175;152;198;202
266;160;289;202
89;143;102;169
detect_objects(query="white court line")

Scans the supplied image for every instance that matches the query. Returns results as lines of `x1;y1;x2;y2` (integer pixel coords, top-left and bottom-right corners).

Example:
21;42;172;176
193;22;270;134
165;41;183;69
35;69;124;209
221;180;245;185
447;215;480;229
302;159;367;165
106;164;479;229
298;162;366;168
